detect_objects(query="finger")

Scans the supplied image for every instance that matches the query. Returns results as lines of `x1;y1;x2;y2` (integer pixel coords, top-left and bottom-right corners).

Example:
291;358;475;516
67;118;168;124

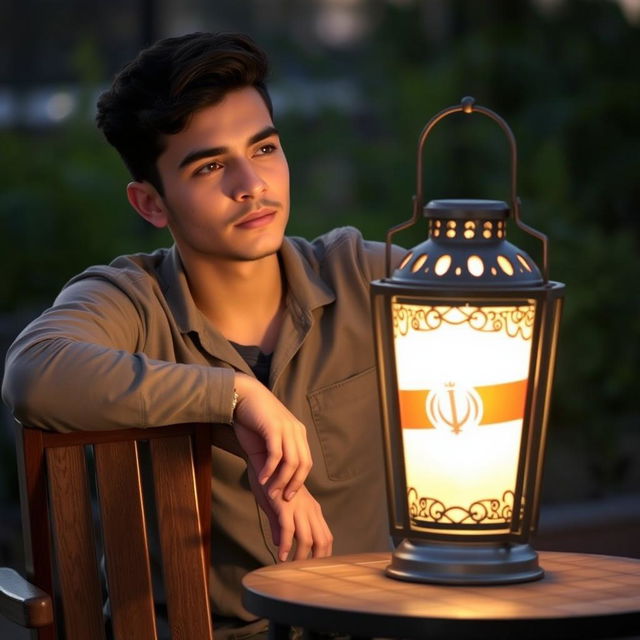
266;509;282;547
269;416;312;500
258;434;283;487
266;443;299;500
247;451;275;493
278;515;294;563
283;430;313;500
246;465;282;547
292;512;313;562
319;521;333;557
310;505;333;558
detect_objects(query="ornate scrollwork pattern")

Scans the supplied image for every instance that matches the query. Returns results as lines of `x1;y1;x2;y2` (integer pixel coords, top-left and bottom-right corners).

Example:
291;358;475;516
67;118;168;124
393;304;534;340
408;488;515;525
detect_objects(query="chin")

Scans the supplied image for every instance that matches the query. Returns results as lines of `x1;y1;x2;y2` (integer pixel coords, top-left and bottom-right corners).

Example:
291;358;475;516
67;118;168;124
238;245;283;262
239;234;285;261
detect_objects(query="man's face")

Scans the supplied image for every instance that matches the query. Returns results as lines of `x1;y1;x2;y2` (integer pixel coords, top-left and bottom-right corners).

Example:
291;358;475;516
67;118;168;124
155;86;290;265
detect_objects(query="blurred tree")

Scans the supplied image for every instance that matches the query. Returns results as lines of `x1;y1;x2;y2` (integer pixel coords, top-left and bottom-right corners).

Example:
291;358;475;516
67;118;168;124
280;0;640;498
0;0;638;501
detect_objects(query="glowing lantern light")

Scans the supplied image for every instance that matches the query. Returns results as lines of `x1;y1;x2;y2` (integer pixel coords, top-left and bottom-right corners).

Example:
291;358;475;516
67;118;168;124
371;97;565;584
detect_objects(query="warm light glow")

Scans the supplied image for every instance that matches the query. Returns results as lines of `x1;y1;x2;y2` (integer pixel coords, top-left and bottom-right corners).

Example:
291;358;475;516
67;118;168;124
434;255;452;275
399;252;413;270
467;255;484;277
497;255;514;276
412;254;428;272
392;298;536;534
464;222;477;240
516;254;532;272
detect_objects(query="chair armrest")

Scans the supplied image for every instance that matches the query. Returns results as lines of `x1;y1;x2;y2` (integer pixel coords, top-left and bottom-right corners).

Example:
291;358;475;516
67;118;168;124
0;567;53;627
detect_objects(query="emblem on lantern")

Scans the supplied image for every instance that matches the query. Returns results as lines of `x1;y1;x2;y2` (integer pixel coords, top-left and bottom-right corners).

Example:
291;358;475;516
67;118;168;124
426;382;482;435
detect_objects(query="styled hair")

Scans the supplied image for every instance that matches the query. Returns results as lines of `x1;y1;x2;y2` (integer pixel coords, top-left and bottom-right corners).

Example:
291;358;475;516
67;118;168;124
96;32;272;193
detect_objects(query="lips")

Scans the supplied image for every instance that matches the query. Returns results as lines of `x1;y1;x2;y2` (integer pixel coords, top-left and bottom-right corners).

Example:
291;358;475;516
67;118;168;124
234;208;277;229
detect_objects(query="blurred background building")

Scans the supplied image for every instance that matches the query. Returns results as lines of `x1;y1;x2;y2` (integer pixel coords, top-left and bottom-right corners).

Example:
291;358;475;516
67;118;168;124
1;0;639;617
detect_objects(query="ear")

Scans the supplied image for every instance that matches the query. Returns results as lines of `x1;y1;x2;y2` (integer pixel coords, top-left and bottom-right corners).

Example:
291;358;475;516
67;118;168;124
126;181;169;229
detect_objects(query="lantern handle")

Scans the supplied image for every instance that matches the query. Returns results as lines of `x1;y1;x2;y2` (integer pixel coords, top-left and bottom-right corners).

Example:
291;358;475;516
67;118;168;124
385;96;549;282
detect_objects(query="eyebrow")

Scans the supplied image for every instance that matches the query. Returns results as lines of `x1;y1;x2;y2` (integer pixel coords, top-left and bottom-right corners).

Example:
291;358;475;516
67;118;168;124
178;125;280;169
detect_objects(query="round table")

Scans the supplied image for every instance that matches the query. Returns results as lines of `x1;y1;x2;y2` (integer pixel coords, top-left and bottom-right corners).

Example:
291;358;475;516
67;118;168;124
242;551;640;639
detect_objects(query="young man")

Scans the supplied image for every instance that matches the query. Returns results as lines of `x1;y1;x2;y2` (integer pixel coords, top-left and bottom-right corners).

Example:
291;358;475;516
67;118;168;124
2;32;403;637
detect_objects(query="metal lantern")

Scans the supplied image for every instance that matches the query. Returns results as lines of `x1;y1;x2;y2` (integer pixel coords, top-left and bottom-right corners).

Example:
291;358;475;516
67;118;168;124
371;97;565;585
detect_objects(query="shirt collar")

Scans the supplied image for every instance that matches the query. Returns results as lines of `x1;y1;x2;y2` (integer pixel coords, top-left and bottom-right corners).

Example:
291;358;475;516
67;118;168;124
158;245;203;335
279;236;335;318
158;238;335;337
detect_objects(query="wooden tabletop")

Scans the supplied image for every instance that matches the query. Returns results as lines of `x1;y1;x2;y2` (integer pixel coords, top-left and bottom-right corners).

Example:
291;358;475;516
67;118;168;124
242;551;640;639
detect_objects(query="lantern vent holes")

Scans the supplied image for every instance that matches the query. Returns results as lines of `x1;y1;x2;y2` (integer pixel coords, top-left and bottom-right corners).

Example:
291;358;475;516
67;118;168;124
434;255;452;276
516;255;532;272
399;252;414;270
430;218;505;241
392;199;542;286
396;252;538;281
497;256;515;276
412;254;428;273
468;255;484;277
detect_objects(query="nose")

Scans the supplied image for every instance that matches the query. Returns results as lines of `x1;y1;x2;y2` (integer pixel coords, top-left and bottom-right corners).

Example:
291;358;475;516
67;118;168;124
227;160;267;201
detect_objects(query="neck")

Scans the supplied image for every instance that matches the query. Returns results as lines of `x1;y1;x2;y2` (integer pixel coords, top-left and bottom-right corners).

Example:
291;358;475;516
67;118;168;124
180;251;284;353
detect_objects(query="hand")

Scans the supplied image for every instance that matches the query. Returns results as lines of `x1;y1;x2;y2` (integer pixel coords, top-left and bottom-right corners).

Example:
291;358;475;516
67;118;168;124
232;373;312;501
247;463;333;563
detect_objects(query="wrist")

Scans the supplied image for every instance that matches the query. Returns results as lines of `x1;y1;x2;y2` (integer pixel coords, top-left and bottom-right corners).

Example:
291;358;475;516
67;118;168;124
229;388;239;424
231;372;253;423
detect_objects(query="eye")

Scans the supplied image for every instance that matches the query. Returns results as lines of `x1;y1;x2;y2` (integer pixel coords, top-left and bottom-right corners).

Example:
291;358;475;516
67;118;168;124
255;143;277;156
194;161;223;176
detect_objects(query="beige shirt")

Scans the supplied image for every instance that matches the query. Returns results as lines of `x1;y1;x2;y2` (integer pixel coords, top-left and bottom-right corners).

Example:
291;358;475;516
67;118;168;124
2;226;404;622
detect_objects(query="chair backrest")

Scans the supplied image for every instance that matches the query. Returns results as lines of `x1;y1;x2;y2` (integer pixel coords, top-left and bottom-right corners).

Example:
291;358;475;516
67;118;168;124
16;422;214;640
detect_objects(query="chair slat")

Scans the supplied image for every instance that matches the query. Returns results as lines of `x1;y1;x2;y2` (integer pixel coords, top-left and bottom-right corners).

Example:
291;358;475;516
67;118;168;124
46;445;106;640
10;424;213;640
95;440;158;640
151;435;213;640
18;427;57;640
193;425;213;573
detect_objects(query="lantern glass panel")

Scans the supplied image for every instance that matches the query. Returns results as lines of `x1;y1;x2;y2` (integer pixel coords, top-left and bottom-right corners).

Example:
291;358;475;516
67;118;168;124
391;296;537;535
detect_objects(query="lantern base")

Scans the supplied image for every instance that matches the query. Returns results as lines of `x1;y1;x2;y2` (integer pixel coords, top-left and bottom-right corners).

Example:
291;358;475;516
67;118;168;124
387;538;544;585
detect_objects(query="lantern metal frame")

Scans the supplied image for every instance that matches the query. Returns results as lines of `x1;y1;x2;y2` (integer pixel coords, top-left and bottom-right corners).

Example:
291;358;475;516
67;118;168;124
371;97;565;585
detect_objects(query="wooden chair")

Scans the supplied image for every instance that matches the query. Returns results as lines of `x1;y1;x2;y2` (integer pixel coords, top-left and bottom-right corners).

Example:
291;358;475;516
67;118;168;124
0;422;215;640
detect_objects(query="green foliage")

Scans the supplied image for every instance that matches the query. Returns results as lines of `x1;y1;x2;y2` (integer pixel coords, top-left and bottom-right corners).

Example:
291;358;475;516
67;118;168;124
283;0;640;496
0;125;170;309
1;0;638;497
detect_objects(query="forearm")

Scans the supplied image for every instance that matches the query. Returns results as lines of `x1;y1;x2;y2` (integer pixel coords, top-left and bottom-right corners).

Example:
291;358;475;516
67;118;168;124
2;333;235;432
2;275;312;495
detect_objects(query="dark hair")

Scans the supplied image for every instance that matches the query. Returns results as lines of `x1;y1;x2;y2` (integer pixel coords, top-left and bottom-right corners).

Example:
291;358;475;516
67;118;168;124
96;32;272;194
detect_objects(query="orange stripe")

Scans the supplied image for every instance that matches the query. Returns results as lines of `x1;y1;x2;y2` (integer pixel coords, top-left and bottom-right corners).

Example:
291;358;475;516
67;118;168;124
398;379;528;429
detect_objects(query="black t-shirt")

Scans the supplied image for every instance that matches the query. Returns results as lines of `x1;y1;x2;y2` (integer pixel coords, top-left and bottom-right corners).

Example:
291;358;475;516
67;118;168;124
230;341;272;387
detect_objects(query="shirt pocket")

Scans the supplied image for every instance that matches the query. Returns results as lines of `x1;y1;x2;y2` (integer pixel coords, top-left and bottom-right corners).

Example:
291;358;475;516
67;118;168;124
308;367;383;481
